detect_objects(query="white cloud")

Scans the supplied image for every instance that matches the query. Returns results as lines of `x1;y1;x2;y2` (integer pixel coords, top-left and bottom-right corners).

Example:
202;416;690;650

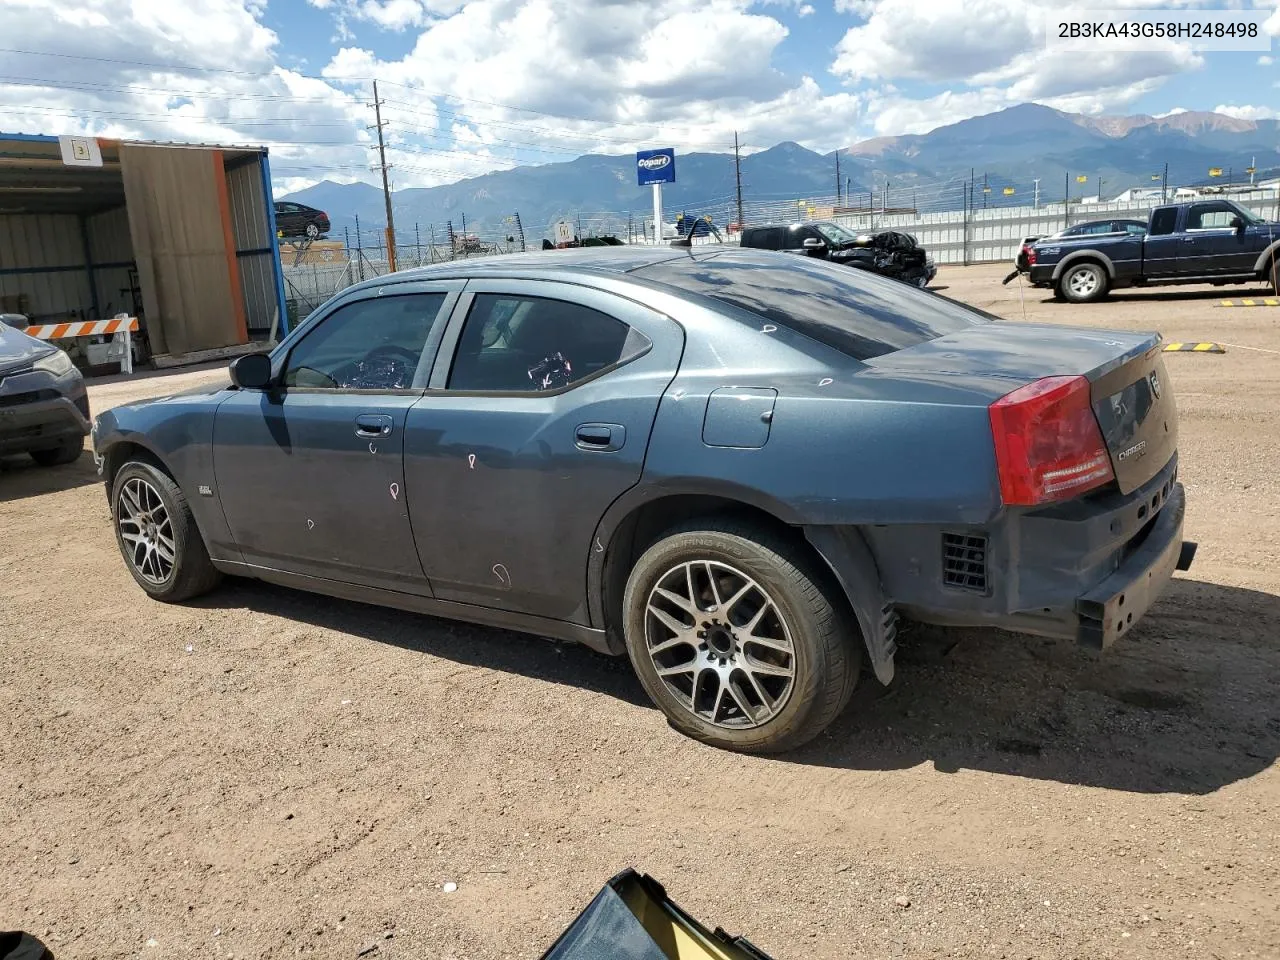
1260;55;1275;66
1212;103;1279;121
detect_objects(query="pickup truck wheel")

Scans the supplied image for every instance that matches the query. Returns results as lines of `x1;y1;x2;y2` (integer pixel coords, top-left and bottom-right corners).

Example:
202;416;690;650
1058;262;1109;303
111;460;222;602
622;520;861;754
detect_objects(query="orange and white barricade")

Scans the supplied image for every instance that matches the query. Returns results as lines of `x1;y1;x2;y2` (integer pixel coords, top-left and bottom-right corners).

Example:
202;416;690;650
23;315;139;374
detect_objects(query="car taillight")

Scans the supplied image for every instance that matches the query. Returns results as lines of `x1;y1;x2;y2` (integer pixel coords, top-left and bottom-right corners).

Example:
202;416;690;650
1025;245;1036;265
988;375;1114;506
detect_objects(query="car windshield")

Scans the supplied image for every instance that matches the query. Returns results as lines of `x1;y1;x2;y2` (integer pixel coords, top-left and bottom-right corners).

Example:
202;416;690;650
813;222;857;244
636;249;988;361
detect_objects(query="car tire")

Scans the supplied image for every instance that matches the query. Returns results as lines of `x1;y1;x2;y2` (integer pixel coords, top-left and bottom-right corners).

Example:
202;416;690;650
305;222;320;239
1057;261;1109;303
29;435;84;467
111;460;222;602
621;519;861;754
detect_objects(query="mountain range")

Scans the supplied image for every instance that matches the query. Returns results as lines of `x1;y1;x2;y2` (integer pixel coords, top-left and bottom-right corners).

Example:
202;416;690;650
283;103;1280;243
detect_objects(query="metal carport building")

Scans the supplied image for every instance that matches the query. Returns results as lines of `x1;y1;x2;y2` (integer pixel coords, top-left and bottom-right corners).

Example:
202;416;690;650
0;134;289;366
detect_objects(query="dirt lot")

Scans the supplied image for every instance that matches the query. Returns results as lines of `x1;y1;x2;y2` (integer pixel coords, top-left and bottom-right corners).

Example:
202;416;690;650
2;264;1278;960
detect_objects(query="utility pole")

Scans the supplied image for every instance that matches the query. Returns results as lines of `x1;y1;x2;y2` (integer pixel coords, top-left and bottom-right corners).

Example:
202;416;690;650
1033;178;1041;210
1098;176;1104;203
1250;155;1256;186
370;80;397;272
1162;162;1169;204
513;211;526;251
460;213;467;257
414;222;421;267
354;213;365;281
982;171;988;209
1063;171;1070;230
734;131;745;229
834;147;842;205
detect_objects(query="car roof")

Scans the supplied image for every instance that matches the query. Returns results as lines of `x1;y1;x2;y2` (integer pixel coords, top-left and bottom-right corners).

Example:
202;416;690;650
341;243;895;299
342;245;717;291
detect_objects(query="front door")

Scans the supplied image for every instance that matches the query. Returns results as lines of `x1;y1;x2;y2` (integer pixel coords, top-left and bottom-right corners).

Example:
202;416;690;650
1182;201;1255;275
213;285;459;592
403;280;684;623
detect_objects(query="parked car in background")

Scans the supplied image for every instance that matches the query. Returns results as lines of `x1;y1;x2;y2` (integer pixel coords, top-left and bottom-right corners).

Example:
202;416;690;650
1029;199;1280;302
93;246;1195;753
273;200;331;240
740;221;937;287
0;321;90;466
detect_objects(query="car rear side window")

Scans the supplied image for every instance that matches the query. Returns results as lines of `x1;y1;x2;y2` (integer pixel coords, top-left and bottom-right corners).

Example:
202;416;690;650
1149;208;1178;235
636;251;986;360
447;294;650;392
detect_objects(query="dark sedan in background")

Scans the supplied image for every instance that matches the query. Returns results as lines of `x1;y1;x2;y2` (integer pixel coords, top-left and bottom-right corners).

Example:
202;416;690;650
0;321;90;466
91;247;1194;753
273;200;330;239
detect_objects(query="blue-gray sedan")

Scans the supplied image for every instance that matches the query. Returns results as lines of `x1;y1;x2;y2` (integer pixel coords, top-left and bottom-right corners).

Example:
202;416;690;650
91;246;1195;752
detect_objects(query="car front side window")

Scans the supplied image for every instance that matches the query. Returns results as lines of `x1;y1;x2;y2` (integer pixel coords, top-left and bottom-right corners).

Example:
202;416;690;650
282;293;447;391
447;293;648;393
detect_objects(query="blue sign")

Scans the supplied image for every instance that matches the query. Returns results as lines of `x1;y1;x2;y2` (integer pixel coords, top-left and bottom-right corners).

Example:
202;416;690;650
636;148;676;186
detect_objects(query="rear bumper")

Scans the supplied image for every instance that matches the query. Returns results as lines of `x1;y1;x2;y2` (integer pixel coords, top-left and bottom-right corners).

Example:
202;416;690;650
1075;482;1191;649
1029;264;1055;285
881;469;1193;649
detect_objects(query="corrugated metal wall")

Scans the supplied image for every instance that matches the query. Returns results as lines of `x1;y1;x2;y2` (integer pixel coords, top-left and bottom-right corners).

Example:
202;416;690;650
0;210;134;320
226;156;279;336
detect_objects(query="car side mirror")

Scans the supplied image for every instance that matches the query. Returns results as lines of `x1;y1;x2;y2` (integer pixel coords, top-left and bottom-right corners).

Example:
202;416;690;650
0;313;29;330
1230;216;1244;231
802;237;825;249
230;352;274;390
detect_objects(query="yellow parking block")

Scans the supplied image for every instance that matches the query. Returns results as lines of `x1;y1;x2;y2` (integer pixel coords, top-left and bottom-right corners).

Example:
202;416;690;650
1163;341;1226;353
1217;298;1279;307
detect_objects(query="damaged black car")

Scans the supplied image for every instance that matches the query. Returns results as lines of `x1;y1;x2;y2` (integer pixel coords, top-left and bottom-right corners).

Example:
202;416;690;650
739;221;937;288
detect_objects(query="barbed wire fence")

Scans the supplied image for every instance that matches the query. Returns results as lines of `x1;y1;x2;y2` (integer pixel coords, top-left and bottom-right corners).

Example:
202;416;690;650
281;163;1280;322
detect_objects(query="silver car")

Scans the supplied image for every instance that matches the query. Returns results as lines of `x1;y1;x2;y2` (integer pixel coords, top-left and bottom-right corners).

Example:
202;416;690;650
0;316;90;467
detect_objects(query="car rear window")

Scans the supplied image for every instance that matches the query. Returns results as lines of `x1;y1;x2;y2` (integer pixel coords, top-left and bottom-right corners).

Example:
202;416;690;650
634;249;988;360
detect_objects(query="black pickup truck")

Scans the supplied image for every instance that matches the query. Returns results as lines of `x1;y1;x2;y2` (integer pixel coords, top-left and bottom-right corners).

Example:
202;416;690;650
1028;198;1280;303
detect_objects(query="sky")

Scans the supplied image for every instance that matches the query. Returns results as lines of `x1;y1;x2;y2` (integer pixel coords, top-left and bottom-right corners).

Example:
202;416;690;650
0;0;1277;194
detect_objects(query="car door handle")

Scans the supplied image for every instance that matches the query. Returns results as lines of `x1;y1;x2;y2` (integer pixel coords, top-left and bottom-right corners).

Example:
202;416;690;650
575;422;625;452
1182;236;1197;243
354;414;393;438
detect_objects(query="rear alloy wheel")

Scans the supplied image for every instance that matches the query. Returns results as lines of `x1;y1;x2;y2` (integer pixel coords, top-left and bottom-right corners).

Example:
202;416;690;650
112;460;222;602
1058;262;1109;303
29;435;83;467
622;521;861;754
305;222;320;239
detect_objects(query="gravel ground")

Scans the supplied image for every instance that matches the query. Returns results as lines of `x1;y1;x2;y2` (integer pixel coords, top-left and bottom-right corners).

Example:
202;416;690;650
2;264;1278;960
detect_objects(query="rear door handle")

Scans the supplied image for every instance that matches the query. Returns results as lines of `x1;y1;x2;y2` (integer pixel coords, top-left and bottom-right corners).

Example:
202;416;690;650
354;413;394;438
575;422;625;452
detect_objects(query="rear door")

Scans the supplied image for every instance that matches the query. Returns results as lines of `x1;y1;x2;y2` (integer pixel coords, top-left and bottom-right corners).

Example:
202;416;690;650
1182;200;1255;275
402;280;684;622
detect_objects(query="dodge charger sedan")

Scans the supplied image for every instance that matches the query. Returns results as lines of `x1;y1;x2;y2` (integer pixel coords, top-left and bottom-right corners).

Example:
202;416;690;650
91;247;1196;753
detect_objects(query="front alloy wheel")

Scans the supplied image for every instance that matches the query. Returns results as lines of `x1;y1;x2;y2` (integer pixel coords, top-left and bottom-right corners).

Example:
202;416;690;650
117;475;177;585
111;460;223;602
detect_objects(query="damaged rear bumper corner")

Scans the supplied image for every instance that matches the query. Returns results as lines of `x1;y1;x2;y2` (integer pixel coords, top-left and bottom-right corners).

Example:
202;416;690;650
1075;482;1194;650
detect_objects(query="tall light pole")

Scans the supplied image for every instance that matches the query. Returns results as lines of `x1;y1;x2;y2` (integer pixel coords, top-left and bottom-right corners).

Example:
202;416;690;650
1033;178;1041;210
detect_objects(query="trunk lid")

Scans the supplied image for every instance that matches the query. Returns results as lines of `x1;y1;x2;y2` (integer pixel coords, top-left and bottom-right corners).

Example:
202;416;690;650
863;322;1175;494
